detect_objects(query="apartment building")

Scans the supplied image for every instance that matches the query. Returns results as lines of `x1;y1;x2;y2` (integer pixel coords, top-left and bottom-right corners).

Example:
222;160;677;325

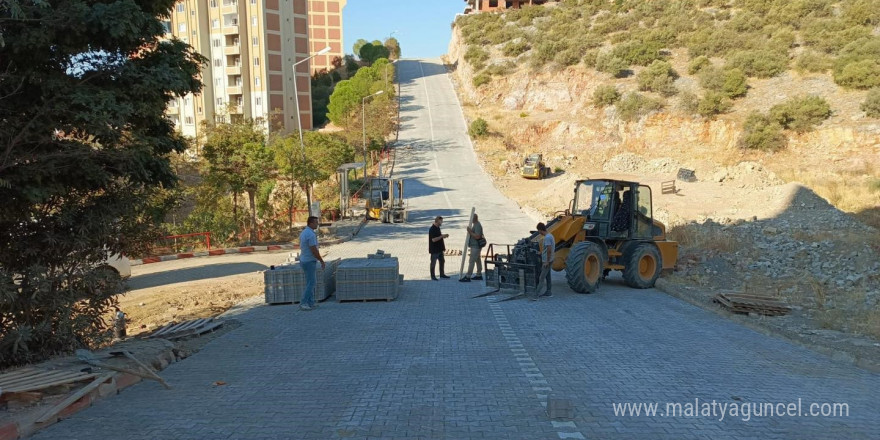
463;0;551;13
307;0;346;73
163;0;314;138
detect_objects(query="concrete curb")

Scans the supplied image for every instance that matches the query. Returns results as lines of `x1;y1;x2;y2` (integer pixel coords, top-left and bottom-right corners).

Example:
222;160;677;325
130;236;354;266
655;279;880;374
0;347;178;440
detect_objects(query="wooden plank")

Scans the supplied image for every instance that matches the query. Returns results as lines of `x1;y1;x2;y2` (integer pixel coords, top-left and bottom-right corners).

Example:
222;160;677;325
458;207;476;280
36;373;114;423
0;371;87;388
6;374;99;393
0;367;40;381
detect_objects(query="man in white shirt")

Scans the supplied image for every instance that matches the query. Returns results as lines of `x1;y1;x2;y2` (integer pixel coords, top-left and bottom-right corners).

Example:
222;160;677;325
298;216;325;311
536;222;554;298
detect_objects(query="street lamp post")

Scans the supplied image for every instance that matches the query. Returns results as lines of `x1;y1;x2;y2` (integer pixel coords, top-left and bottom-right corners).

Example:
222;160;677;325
362;90;384;180
292;45;331;215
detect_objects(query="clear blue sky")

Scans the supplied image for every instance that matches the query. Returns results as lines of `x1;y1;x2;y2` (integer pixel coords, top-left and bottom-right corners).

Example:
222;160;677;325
343;0;466;59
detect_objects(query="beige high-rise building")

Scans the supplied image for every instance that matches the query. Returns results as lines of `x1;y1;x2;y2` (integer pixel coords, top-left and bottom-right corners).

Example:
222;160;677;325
307;0;346;73
163;0;313;138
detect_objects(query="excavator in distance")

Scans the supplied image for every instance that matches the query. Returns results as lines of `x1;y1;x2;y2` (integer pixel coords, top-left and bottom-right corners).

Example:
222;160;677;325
483;178;678;297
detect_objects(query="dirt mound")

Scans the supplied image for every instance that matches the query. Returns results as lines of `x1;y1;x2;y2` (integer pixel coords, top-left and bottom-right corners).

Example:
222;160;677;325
602;153;683;176
711;161;784;188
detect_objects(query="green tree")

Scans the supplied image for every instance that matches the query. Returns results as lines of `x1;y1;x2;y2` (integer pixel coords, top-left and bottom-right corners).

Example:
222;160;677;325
0;0;203;367
384;37;401;60
359;42;391;65
201;119;275;243
352;39;369;58
636;60;679;96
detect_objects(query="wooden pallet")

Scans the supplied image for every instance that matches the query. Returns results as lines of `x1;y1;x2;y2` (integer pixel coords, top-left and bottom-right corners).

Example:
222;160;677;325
0;367;99;398
713;293;791;316
146;318;224;340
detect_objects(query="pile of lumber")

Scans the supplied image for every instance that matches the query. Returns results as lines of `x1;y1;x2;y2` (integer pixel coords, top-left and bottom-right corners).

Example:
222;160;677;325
713;293;791;316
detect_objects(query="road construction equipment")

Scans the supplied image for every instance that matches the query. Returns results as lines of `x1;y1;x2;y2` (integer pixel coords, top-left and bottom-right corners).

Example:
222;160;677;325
365;178;407;223
520;153;550;179
481;178;678;299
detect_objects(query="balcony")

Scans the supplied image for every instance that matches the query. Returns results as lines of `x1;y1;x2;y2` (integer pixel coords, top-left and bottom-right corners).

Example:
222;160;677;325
221;0;238;14
225;64;241;75
222;24;239;35
224;44;240;55
226;85;242;95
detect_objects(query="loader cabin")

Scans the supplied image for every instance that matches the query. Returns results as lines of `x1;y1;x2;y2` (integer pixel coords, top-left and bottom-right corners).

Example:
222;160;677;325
572;179;661;240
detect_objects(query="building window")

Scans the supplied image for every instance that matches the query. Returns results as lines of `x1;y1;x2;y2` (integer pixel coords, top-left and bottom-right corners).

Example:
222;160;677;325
253;57;259;66
191;10;195;16
176;4;185;13
192;30;197;36
185;116;194;125
217;98;224;106
213;38;221;48
255;97;262;106
252;37;259;46
198;106;203;114
214;58;222;67
161;21;171;33
178;23;186;32
215;78;223;87
254;76;261;86
212;19;219;28
252;16;257;27
169;100;177;107
210;0;217;6
185;96;192;105
251;0;256;4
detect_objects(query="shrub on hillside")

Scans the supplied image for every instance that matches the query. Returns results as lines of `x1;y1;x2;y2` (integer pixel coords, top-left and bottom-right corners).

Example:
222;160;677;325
688;56;711;75
506;3;551;26
531;40;566;68
769;95;832;133
795;51;833;73
699;67;748;99
687;28;742;58
834;59;880;90
612;40;665;66
726;49;788;78
469;118;489;137
595;53;630;78
636;60;679;96
593;85;621;107
678;91;700;115
485;61;515;77
842;0;880;27
502;40;531;57
801;18;871;55
464;46;489;71
616;92;664;122
473;73;490;88
697;92;733;118
726;10;765;32
582;49;600;68
740;112;787;151
555;48;583;67
862;88;880;118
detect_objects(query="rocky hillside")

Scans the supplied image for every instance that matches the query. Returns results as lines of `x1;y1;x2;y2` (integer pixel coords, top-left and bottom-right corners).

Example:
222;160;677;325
445;1;880;345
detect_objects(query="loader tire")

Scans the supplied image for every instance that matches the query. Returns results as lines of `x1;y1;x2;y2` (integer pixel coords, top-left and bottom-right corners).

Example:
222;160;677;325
565;241;604;293
623;243;662;289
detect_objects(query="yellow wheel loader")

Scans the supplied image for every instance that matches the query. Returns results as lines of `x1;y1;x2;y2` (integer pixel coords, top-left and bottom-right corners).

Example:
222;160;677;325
520;153;550;179
481;179;678;298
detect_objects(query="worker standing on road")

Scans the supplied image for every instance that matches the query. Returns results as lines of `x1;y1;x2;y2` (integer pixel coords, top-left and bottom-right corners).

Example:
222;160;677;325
461;213;484;282
535;222;554;298
429;216;450;280
299;216;325;311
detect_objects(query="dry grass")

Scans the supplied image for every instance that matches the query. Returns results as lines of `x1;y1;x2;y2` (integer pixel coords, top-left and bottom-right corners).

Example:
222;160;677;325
666;222;744;254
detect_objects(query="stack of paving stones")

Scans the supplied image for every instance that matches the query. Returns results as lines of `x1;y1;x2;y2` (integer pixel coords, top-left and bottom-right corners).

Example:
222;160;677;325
335;257;400;302
263;259;339;304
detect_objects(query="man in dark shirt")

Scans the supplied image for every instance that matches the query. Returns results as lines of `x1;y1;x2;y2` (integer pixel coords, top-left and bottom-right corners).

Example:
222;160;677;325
428;216;449;280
